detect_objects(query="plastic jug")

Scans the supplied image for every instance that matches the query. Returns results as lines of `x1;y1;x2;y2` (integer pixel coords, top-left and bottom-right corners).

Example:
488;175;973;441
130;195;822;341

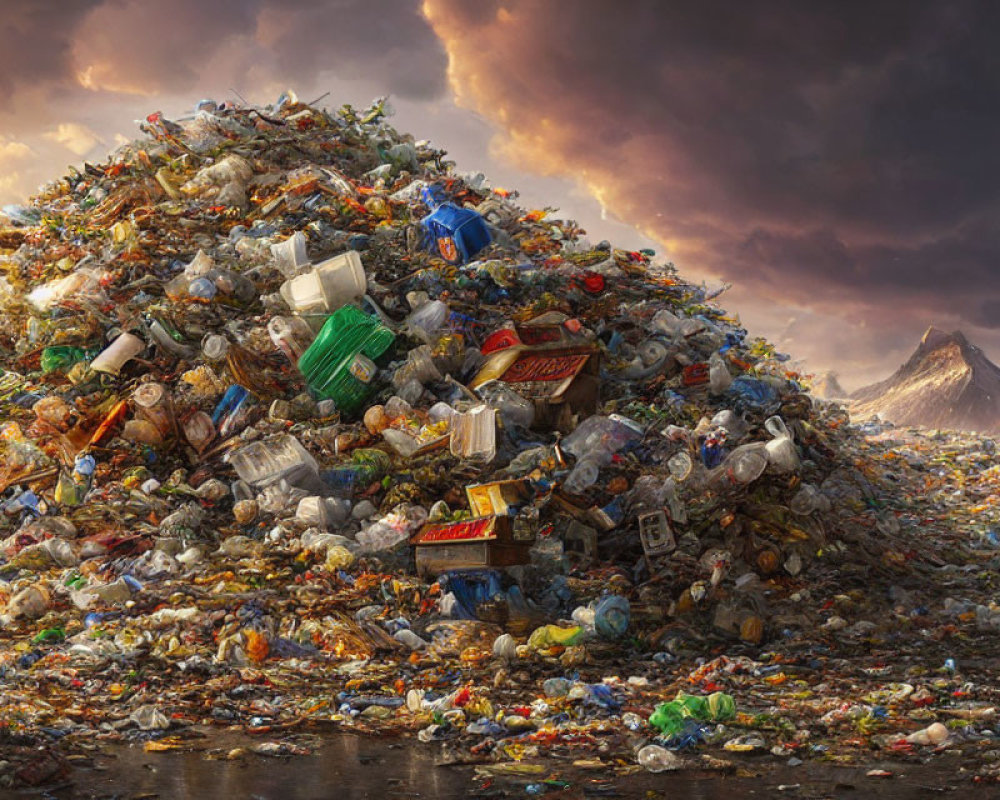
297;304;395;416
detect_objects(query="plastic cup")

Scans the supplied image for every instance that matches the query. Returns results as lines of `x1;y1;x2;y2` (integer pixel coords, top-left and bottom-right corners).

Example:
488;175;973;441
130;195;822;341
133;382;175;438
182;412;215;453
201;334;229;361
271;231;309;277
90;333;144;375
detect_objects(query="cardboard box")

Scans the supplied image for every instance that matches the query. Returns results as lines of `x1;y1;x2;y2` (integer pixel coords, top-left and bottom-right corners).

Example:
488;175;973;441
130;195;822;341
411;515;532;576
470;345;600;432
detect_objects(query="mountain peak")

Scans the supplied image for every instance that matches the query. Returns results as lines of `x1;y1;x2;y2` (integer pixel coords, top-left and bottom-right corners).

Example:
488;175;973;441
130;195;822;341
920;326;967;350
851;327;1000;433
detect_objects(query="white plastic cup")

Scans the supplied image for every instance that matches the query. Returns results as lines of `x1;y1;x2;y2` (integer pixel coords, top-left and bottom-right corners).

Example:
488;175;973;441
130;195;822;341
90;333;144;375
271;231;309;277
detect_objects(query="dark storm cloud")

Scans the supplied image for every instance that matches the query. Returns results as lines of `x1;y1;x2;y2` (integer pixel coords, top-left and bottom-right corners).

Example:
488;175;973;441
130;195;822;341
0;0;446;119
423;0;1000;351
0;1;99;98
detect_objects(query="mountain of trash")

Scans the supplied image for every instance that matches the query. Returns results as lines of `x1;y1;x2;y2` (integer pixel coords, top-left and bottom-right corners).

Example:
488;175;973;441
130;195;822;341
852;326;1000;433
0;93;918;786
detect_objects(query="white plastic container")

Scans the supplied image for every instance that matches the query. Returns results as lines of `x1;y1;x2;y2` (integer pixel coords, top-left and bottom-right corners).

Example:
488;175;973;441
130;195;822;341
279;250;366;314
228;434;322;492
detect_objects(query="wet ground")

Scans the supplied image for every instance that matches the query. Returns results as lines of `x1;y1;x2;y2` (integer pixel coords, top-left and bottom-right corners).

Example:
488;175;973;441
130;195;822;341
20;732;974;800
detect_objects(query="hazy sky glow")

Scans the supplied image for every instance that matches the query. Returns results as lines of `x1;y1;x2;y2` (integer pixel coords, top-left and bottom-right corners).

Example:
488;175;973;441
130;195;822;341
0;0;997;387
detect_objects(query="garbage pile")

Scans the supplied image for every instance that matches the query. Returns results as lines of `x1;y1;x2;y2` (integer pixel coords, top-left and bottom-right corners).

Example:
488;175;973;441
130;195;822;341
0;92;969;788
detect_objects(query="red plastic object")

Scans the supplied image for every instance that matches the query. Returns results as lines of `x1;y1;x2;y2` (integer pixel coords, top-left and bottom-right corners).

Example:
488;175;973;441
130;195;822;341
682;363;710;386
481;328;521;355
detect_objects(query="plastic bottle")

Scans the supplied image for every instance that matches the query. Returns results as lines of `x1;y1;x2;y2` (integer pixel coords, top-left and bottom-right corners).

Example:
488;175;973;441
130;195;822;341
563;456;600;494
637;744;682;772
212;385;253;439
476;379;535;429
147;318;197;359
723;443;769;484
709;352;732;393
562;415;644;464
394;629;429;650
405;299;449;343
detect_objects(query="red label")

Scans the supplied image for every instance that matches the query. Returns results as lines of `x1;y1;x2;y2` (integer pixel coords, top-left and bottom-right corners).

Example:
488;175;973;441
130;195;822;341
418;517;495;542
502;353;589;384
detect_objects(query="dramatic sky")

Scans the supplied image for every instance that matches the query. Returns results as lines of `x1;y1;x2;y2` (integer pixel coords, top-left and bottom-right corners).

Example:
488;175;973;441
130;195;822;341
0;0;996;388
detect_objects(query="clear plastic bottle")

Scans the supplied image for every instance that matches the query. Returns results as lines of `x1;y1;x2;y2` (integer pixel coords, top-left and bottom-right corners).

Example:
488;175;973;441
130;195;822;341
476;379;535;429
709;352;732;393
564;456;600;494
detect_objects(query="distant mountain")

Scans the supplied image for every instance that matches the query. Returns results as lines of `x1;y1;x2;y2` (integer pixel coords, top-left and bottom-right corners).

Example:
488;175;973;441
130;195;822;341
851;326;1000;432
811;371;847;400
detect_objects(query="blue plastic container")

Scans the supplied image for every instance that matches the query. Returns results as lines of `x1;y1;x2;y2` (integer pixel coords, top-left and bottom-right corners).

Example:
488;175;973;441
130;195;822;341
421;203;491;264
